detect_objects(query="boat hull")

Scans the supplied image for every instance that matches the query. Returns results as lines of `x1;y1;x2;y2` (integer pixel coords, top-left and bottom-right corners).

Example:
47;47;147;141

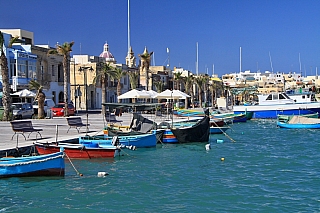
277;122;320;129
234;102;320;119
162;130;178;143
171;116;210;143
79;133;157;148
0;151;65;178
35;143;119;159
210;127;230;134
232;114;247;122
277;113;319;123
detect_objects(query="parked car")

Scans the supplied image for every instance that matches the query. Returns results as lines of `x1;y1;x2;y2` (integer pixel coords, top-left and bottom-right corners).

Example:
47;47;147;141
33;99;56;115
12;103;34;119
51;103;75;117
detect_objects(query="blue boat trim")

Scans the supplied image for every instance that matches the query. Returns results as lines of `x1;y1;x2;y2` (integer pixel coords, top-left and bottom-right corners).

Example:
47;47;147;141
0;151;65;178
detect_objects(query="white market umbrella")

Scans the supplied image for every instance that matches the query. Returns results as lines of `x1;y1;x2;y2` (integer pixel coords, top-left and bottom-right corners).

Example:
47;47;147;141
144;90;158;98
11;89;36;97
153;89;190;99
117;89;152;100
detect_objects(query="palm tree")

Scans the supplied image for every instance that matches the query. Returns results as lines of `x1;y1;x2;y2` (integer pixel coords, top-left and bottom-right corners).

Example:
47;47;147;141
128;70;139;90
93;63;115;116
29;80;45;119
183;75;194;108
173;72;183;90
154;81;164;93
0;32;19;121
48;41;74;116
110;67;126;103
138;47;153;90
210;80;223;107
127;70;140;103
194;75;208;108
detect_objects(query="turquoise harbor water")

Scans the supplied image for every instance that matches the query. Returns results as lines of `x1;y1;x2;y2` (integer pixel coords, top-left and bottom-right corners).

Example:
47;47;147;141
1;120;320;212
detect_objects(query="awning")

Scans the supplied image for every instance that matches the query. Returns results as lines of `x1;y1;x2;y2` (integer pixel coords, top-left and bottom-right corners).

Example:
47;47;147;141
211;77;222;82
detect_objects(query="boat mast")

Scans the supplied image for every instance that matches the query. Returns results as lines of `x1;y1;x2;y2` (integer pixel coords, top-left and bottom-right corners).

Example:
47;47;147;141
212;64;214;76
240;46;242;72
196;42;199;75
299;53;302;77
167;48;170;67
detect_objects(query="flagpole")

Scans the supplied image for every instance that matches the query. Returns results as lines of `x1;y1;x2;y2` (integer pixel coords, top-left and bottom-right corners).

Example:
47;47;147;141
127;0;131;66
196;42;199;75
167;47;170;67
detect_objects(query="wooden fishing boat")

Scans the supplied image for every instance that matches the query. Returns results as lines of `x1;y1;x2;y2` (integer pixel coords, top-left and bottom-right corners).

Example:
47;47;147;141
106;113;157;137
212;113;247;123
170;115;210;143
210;118;225;127
277;112;319;123
0;150;65;178
35;142;120;159
79;132;157;148
277;115;320;129
174;109;206;117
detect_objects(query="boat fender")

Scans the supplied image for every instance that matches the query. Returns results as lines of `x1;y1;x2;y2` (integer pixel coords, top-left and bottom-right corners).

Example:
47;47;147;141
205;144;211;150
216;139;224;143
119;144;126;149
127;145;136;150
97;172;109;177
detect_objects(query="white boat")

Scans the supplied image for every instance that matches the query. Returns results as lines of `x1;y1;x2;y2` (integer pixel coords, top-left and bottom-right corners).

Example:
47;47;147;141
286;89;317;103
233;92;320;119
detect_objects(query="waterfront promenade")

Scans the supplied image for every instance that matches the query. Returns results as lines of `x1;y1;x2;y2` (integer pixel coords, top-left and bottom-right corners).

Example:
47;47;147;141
0;111;176;152
0;111;130;152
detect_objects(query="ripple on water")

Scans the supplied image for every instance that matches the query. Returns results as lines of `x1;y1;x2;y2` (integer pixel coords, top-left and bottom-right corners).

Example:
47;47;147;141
0;120;320;212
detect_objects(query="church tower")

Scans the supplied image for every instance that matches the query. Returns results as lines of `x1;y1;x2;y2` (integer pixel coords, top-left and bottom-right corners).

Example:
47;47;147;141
125;46;136;67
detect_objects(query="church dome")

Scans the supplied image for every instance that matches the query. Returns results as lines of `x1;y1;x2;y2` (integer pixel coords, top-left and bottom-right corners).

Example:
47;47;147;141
99;42;116;62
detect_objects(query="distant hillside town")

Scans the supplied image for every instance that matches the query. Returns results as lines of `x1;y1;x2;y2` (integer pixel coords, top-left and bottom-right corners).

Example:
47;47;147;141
1;29;319;111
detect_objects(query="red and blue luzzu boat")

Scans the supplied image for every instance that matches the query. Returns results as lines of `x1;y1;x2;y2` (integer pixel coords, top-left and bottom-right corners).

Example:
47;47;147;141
79;132;157;148
35;142;120;159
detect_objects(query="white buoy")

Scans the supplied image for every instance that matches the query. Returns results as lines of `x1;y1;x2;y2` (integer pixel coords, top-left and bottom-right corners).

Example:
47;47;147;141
205;144;211;150
97;172;109;177
217;139;224;143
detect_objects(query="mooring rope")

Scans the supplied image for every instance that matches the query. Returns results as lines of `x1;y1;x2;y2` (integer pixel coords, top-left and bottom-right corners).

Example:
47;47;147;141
0;154;64;167
65;153;83;176
212;121;236;142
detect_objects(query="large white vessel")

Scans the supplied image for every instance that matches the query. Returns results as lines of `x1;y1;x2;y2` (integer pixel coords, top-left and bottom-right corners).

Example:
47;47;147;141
233;92;320;119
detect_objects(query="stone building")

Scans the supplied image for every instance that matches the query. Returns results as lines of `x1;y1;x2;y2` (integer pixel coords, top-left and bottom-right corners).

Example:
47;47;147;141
69;42;131;109
0;29;64;105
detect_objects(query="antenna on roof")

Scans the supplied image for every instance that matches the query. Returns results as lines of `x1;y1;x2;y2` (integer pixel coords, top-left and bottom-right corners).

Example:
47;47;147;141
269;51;274;72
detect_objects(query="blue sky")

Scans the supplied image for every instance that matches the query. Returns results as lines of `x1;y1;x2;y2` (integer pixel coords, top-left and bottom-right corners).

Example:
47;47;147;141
1;0;320;77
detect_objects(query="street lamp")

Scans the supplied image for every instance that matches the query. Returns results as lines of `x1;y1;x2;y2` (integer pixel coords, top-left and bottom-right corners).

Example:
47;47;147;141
70;58;77;113
78;66;94;114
